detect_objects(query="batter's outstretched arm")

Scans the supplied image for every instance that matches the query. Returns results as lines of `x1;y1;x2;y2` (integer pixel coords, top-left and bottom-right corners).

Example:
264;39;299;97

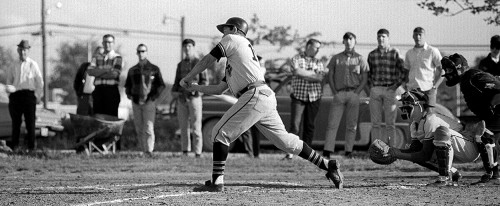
180;54;217;88
188;81;228;95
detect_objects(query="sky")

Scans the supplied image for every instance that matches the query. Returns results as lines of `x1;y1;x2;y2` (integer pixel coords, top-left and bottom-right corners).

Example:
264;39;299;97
0;0;498;84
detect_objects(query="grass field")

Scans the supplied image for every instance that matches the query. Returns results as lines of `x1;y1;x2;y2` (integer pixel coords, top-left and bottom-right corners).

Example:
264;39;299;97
0;151;498;206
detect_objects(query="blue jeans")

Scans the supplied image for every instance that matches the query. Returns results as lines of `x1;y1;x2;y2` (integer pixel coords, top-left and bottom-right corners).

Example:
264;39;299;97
369;87;397;146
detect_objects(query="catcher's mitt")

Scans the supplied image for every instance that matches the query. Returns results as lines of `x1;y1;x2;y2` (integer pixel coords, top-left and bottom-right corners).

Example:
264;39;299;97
368;139;397;165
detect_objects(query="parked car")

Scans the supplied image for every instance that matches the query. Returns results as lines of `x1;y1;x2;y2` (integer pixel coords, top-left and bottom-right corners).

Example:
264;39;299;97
0;84;65;141
200;78;455;152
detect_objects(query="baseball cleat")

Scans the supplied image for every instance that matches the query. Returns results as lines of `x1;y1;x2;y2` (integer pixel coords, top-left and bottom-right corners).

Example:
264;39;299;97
193;180;224;192
325;160;344;189
471;173;500;186
451;171;462;186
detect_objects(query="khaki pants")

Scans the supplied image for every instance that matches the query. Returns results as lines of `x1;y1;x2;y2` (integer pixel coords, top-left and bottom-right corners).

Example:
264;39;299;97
132;101;156;153
177;96;203;154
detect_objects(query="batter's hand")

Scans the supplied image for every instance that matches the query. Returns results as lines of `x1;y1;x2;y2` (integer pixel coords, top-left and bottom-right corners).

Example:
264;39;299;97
180;78;192;89
185;83;199;92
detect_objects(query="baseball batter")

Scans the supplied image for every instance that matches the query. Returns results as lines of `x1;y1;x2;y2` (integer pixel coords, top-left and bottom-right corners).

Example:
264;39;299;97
179;17;343;192
371;90;482;186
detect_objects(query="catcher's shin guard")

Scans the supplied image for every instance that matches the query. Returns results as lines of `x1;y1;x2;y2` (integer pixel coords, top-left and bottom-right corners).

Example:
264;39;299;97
435;145;453;177
477;133;498;175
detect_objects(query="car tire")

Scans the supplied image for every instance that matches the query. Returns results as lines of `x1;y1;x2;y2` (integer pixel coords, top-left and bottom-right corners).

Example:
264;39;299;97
202;118;219;152
392;127;410;149
201;117;237;152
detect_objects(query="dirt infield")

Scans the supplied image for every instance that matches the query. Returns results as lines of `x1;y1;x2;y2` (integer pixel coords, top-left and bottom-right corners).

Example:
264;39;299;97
0;152;498;205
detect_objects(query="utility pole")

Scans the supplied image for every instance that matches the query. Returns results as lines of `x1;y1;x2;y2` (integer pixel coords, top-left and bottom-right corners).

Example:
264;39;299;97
180;16;185;60
41;0;48;108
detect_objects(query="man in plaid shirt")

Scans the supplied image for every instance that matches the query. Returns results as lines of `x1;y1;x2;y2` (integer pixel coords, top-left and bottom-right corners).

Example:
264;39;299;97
285;39;326;159
87;34;123;117
367;29;406;147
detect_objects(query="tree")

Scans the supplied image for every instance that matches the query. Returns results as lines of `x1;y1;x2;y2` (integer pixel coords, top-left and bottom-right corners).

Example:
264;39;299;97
0;46;16;84
247;14;334;52
49;41;99;104
418;0;500;26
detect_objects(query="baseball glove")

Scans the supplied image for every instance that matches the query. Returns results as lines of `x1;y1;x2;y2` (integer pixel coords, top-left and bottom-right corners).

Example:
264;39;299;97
368;139;397;165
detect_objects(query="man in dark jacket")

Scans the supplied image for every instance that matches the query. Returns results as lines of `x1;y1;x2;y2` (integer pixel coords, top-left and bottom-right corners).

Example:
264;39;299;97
125;44;165;156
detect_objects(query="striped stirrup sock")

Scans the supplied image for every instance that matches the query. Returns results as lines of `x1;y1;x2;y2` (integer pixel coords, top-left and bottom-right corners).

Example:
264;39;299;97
298;142;328;171
212;161;226;185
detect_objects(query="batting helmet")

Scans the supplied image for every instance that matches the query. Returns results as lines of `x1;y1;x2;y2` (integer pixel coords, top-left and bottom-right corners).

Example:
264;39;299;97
216;17;248;35
442;53;468;87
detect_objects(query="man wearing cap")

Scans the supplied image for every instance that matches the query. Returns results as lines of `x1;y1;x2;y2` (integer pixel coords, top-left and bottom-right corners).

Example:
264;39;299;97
5;40;44;151
87;34;123;117
171;39;207;158
478;35;500;76
404;27;444;107
324;32;369;158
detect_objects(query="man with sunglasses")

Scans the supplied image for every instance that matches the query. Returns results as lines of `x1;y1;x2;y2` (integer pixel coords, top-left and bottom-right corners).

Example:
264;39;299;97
441;53;500;185
87;34;123;117
125;44;165;156
478;35;500;76
370;89;482;186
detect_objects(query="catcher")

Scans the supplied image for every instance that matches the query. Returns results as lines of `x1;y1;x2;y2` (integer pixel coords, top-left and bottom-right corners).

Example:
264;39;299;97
369;89;483;186
441;53;500;185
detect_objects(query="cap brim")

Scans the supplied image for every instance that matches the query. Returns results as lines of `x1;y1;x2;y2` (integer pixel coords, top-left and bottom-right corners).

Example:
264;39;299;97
216;24;228;34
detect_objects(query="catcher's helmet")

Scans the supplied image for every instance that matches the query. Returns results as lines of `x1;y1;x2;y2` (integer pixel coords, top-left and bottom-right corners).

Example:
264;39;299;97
216;17;248;35
441;53;468;87
399;89;429;120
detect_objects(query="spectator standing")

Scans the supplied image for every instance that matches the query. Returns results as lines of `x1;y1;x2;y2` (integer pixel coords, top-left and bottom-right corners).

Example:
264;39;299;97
87;34;123;117
284;39;325;159
5;40;43;151
478;35;500;76
404;27;443;106
125;44;165;156
73;46;104;115
323;32;369;158
367;29;406;147
171;39;207;157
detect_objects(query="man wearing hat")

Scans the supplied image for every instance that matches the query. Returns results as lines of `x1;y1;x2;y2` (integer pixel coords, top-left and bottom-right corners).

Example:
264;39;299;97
5;40;44;151
171;38;207;158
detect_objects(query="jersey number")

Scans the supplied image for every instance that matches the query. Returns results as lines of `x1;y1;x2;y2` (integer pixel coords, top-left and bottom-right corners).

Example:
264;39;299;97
248;44;258;62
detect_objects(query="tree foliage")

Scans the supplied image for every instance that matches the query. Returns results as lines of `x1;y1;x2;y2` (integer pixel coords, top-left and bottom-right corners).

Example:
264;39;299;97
0;46;16;84
418;0;500;26
247;14;333;52
49;41;98;104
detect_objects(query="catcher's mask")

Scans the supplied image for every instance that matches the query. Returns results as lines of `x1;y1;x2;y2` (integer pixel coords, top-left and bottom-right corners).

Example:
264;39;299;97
441;53;468;87
399;90;428;120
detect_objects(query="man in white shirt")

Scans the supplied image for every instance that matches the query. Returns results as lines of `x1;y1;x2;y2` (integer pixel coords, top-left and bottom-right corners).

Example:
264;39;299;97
5;40;44;151
404;27;444;106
